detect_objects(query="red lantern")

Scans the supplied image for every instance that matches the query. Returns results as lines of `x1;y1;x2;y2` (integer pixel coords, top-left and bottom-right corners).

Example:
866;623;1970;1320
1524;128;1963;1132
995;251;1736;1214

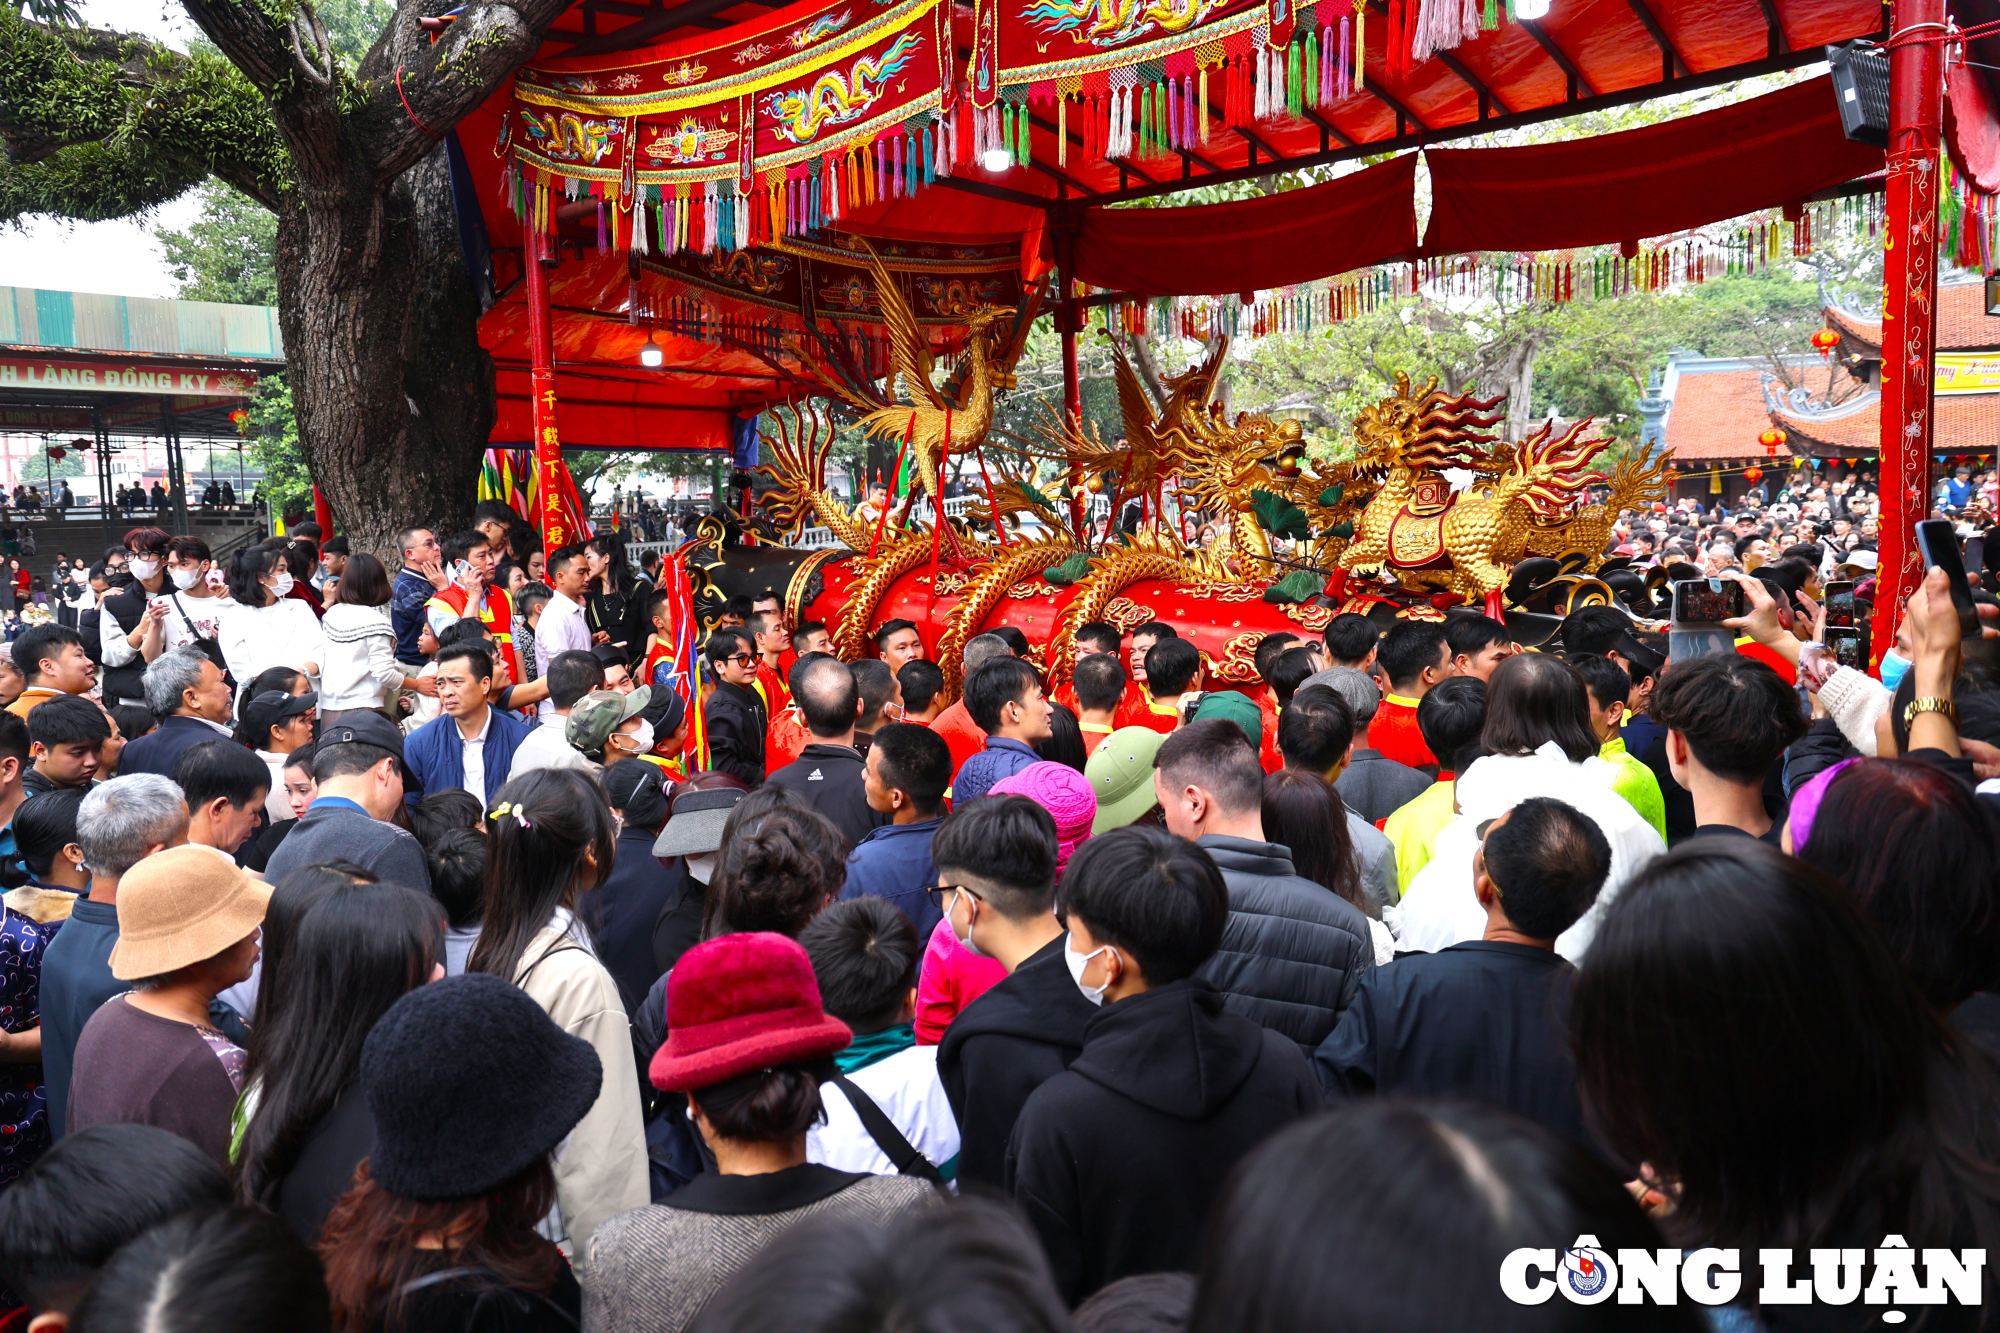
1758;428;1787;455
1811;328;1840;359
1743;466;1765;483
44;448;64;461
228;407;251;436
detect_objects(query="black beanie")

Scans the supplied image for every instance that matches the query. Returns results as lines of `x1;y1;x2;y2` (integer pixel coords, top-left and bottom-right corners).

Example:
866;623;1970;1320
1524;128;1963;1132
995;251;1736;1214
360;973;602;1200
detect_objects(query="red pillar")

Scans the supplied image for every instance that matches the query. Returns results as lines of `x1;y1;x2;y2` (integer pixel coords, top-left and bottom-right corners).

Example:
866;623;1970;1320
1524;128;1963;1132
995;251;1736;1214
525;229;573;550
1876;0;1946;665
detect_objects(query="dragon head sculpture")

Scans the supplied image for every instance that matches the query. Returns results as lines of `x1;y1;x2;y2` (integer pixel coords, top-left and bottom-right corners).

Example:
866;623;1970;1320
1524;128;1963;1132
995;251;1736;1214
1345;373;1507;484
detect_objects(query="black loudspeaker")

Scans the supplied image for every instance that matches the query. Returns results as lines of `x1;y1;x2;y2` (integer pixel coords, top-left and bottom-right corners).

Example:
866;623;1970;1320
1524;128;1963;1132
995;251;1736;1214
1827;42;1890;147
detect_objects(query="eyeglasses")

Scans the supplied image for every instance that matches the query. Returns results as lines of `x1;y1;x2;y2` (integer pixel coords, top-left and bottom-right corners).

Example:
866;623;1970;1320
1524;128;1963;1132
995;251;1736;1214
926;884;983;911
722;653;754;667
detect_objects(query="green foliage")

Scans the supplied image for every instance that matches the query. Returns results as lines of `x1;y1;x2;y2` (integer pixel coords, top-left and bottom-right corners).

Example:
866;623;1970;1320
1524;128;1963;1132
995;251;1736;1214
0;138;208;223
22;447;81;482
156;180;279;304
0;14;289;223
313;0;397;65
1014;477;1061;516
1250;488;1309;539
247;377;312;516
17;0;82;24
1045;551;1094;585
1262;568;1321;603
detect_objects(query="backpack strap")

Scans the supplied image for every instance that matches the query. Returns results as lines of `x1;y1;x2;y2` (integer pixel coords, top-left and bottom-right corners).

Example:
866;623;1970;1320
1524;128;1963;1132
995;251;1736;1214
830;1075;944;1185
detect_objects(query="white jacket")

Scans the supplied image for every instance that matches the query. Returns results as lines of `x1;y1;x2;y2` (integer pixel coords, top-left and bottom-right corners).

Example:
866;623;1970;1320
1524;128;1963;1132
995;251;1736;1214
1386;742;1666;962
808;1044;960;1180
510;712;598;777
318;603;404;711
218;597;321;695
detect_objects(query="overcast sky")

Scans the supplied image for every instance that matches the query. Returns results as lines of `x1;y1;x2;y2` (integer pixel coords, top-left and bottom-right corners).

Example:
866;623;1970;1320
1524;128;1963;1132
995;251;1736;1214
0;0;205;300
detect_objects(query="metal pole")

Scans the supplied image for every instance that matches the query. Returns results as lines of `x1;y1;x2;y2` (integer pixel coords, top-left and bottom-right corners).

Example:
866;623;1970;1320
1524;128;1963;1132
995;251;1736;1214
159;397;188;536
93;408;110;552
1876;0;1945;665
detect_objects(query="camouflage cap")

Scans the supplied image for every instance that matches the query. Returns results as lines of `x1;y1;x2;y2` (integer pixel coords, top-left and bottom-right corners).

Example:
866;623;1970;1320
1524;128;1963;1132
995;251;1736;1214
566;686;652;754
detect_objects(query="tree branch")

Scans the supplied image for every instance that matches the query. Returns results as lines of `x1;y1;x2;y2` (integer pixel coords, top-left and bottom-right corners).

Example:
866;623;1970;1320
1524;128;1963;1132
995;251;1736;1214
0;13;287;216
355;0;593;181
180;0;301;92
0;140;207;223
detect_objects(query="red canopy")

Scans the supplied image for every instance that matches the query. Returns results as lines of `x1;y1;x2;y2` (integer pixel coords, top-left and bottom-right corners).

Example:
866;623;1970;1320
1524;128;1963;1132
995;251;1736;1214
1423;76;1885;254
1068;154;1416;297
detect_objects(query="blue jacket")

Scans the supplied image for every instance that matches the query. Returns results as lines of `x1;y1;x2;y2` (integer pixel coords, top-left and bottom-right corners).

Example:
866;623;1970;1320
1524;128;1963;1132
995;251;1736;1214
118;715;236;781
952;737;1041;803
403;706;530;810
391;567;433;664
841;816;945;938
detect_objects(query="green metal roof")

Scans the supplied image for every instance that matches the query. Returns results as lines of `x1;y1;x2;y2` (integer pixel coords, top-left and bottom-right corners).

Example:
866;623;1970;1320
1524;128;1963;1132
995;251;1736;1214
0;287;283;362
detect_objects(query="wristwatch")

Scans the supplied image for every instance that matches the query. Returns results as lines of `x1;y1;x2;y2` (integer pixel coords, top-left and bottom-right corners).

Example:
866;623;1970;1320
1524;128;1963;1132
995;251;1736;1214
1903;696;1959;729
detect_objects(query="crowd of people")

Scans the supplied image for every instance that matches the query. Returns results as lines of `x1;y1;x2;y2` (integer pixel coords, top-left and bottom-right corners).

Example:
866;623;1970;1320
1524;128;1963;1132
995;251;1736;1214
0;488;1994;1332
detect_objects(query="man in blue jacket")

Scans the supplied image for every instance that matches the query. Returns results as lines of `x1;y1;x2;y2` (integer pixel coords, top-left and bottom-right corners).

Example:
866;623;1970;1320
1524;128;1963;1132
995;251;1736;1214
391;526;446;668
404;641;529;810
842;722;951;938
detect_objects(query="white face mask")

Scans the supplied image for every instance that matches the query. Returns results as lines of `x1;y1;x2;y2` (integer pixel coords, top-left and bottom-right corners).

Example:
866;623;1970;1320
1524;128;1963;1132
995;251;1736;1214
950;889;984;957
620;719;655;754
685;851;716;883
169;566;201;591
129;557;160;580
1064;932;1110;1006
267;572;294;598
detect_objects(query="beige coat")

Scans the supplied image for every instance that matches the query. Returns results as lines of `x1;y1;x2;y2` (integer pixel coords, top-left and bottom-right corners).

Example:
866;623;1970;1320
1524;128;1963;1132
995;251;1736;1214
514;921;650;1256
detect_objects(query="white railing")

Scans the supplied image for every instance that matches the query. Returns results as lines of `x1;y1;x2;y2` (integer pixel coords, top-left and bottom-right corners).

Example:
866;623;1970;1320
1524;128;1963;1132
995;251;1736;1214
794;527;847;549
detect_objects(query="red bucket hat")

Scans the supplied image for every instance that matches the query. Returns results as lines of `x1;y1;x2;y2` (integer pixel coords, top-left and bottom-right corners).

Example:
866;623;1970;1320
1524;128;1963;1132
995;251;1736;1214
648;932;852;1092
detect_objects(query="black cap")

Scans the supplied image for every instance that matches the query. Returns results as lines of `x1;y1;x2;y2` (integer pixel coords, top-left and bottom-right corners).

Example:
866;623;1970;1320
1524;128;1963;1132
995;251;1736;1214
317;711;406;762
249;689;317;721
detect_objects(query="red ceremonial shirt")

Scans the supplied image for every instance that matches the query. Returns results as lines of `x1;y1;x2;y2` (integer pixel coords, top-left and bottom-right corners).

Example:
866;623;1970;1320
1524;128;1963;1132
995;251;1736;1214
1370;695;1437;768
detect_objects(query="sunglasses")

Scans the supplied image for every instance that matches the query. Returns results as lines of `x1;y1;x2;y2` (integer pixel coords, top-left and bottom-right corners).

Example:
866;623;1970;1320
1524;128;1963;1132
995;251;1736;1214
722;653;754;667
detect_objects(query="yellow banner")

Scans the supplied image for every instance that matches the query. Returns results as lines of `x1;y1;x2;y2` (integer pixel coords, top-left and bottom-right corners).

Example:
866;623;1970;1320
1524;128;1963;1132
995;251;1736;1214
1935;352;2000;396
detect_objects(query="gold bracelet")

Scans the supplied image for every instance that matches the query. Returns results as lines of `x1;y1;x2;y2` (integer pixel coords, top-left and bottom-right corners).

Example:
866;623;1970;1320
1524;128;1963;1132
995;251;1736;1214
1904;696;1960;729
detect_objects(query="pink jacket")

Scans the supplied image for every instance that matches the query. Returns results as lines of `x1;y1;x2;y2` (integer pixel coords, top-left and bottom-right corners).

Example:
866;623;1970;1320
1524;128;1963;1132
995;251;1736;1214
914;916;1007;1044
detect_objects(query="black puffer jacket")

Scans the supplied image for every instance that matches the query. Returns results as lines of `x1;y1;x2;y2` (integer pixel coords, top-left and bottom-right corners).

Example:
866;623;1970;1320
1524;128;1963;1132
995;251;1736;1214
1193;834;1375;1052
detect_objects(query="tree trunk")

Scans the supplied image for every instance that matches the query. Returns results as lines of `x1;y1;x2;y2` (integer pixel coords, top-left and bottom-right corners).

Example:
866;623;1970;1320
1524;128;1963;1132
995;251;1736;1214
274;143;491;564
1499;340;1538;442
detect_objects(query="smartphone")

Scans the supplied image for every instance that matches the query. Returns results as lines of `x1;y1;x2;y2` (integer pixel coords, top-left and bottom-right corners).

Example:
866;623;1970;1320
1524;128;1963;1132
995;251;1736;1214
1825;625;1866;670
1915;519;1980;638
1823;580;1856;629
448;559;472;583
1671;578;1746;625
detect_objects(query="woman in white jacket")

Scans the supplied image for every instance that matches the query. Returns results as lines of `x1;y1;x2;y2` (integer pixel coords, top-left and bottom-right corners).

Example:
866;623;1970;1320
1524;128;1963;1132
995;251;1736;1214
317;552;432;718
217;543;321;697
468;767;648;1259
1389;652;1666;961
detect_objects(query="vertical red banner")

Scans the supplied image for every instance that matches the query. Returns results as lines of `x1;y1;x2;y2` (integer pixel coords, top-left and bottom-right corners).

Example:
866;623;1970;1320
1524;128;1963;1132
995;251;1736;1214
1877;0;1945;664
525;229;570;551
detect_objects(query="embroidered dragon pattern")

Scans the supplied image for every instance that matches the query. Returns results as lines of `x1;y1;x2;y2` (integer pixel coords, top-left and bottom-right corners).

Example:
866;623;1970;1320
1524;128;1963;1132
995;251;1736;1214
518;109;618;164
764;33;922;144
1019;0;1222;47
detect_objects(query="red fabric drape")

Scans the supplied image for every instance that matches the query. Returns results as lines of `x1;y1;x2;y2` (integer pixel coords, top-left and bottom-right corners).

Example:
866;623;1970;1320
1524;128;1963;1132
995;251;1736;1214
1069;153;1417;297
1947;63;2000;194
1423;77;1885;256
